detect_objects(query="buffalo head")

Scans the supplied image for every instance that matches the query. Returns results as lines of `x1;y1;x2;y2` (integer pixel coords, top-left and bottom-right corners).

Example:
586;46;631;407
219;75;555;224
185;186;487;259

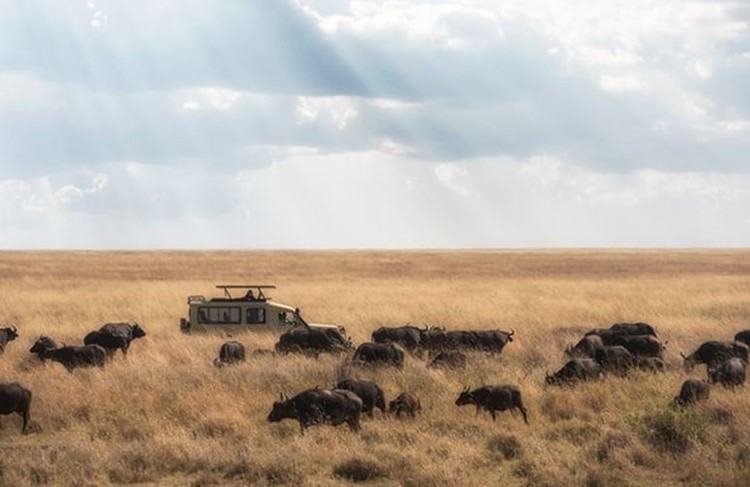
454;386;473;406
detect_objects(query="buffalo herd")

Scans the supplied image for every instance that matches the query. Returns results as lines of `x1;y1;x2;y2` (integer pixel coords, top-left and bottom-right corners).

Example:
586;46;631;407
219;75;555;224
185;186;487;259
1;318;750;436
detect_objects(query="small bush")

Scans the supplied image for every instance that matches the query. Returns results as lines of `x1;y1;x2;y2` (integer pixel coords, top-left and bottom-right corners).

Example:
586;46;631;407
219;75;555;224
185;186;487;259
333;458;388;483
487;434;522;460
636;408;710;454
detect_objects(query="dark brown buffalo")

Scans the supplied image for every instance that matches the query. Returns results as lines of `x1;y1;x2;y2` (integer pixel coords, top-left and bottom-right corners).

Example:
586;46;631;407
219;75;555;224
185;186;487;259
275;327;353;358
586;322;657;338
422;329;514;355
30;337;106;372
427;350;467;369
0;326;18;354
455;385;529;424
335;379;386;417
594;345;635;375
674;378;710;406
0;382;31;434
85;322;146;356
734;330;750;346
681;341;749;371
708;357;747;388
545;358;603;385
267;388;363;433
388;391;421;418
214;340;245;367
566;334;604;358
633;356;666;372
604;335;664;357
352;342;405;368
371;325;426;354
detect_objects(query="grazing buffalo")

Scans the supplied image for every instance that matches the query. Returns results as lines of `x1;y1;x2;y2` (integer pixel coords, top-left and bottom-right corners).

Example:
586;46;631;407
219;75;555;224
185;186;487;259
427;350;467;369
734;330;750;346
586;322;657;338
267;388;363;433
604;335;664;357
214;340;246;367
594;346;635;375
422;329;514;355
0;326;18;354
633;356;666;372
371;325;426;354
0;382;31;434
336;379;386;417
455;385;529;424
388;392;421;418
674;378;710;406
708;358;747;388
566;334;605;358
352;342;405;368
275;327;353;358
545;358;603;385
681;341;749;371
30;337;107;372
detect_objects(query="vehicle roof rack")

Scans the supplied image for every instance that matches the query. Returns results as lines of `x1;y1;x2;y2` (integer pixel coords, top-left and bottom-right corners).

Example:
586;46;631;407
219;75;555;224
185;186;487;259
215;284;276;301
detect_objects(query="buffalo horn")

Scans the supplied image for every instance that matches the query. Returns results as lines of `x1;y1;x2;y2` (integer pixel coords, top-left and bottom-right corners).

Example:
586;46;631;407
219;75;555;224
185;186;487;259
11;325;17;333
680;351;687;359
509;329;515;337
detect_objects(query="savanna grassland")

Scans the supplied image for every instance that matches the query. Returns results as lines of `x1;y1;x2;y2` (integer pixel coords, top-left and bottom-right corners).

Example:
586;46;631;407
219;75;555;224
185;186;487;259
1;250;750;487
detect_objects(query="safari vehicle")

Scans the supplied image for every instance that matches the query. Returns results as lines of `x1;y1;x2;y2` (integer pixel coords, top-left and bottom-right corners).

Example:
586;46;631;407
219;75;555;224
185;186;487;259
179;284;344;334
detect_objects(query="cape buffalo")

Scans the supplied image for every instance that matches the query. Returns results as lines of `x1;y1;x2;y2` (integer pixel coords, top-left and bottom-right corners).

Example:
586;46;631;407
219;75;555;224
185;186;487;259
214;340;245;367
734;330;750;346
30;337;106;372
674;378;710;406
371;325;426;354
388;391;421;418
633;356;666;372
0;326;18;354
421;329;514;355
546;358;603;385
681;341;749;371
352;342;405;368
708;357;747;388
586;322;657;338
335;379;386;417
427;350;467;369
275;327;352;358
455;385;529;424
594;346;635;375
566;334;604;358
0;382;31;434
267;388;363;433
85;322;146;356
604;335;664;357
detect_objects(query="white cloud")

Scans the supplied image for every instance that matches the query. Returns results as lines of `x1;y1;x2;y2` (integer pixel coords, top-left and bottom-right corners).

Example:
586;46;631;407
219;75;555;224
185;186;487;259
434;163;470;196
294;96;359;130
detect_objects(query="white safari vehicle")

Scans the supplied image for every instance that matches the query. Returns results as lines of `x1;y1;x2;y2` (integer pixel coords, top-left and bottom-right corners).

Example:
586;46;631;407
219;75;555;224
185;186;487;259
179;284;344;334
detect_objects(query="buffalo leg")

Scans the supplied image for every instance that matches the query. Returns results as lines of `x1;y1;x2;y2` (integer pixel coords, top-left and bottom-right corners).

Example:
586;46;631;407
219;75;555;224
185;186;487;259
21;410;29;434
518;406;529;425
490;410;496;421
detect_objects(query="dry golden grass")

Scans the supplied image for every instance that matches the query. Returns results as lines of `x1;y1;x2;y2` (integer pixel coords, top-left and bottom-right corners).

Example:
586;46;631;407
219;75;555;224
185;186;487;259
0;250;749;487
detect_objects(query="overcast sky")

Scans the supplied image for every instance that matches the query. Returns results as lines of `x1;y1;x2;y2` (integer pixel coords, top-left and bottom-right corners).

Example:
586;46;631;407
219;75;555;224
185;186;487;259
1;0;748;248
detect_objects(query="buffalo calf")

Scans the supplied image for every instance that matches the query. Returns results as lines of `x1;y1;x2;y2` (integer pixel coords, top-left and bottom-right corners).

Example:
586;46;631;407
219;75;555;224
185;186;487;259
708;358;747;389
674;378;710;406
214;340;246;367
388;392;421;418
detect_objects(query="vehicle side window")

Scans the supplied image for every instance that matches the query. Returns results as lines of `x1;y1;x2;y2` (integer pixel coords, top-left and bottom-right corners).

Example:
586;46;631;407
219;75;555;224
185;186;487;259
247;308;266;324
198;306;241;324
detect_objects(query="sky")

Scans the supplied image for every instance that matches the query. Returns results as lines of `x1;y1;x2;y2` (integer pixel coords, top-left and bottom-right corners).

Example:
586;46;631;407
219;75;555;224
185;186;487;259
1;0;749;249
